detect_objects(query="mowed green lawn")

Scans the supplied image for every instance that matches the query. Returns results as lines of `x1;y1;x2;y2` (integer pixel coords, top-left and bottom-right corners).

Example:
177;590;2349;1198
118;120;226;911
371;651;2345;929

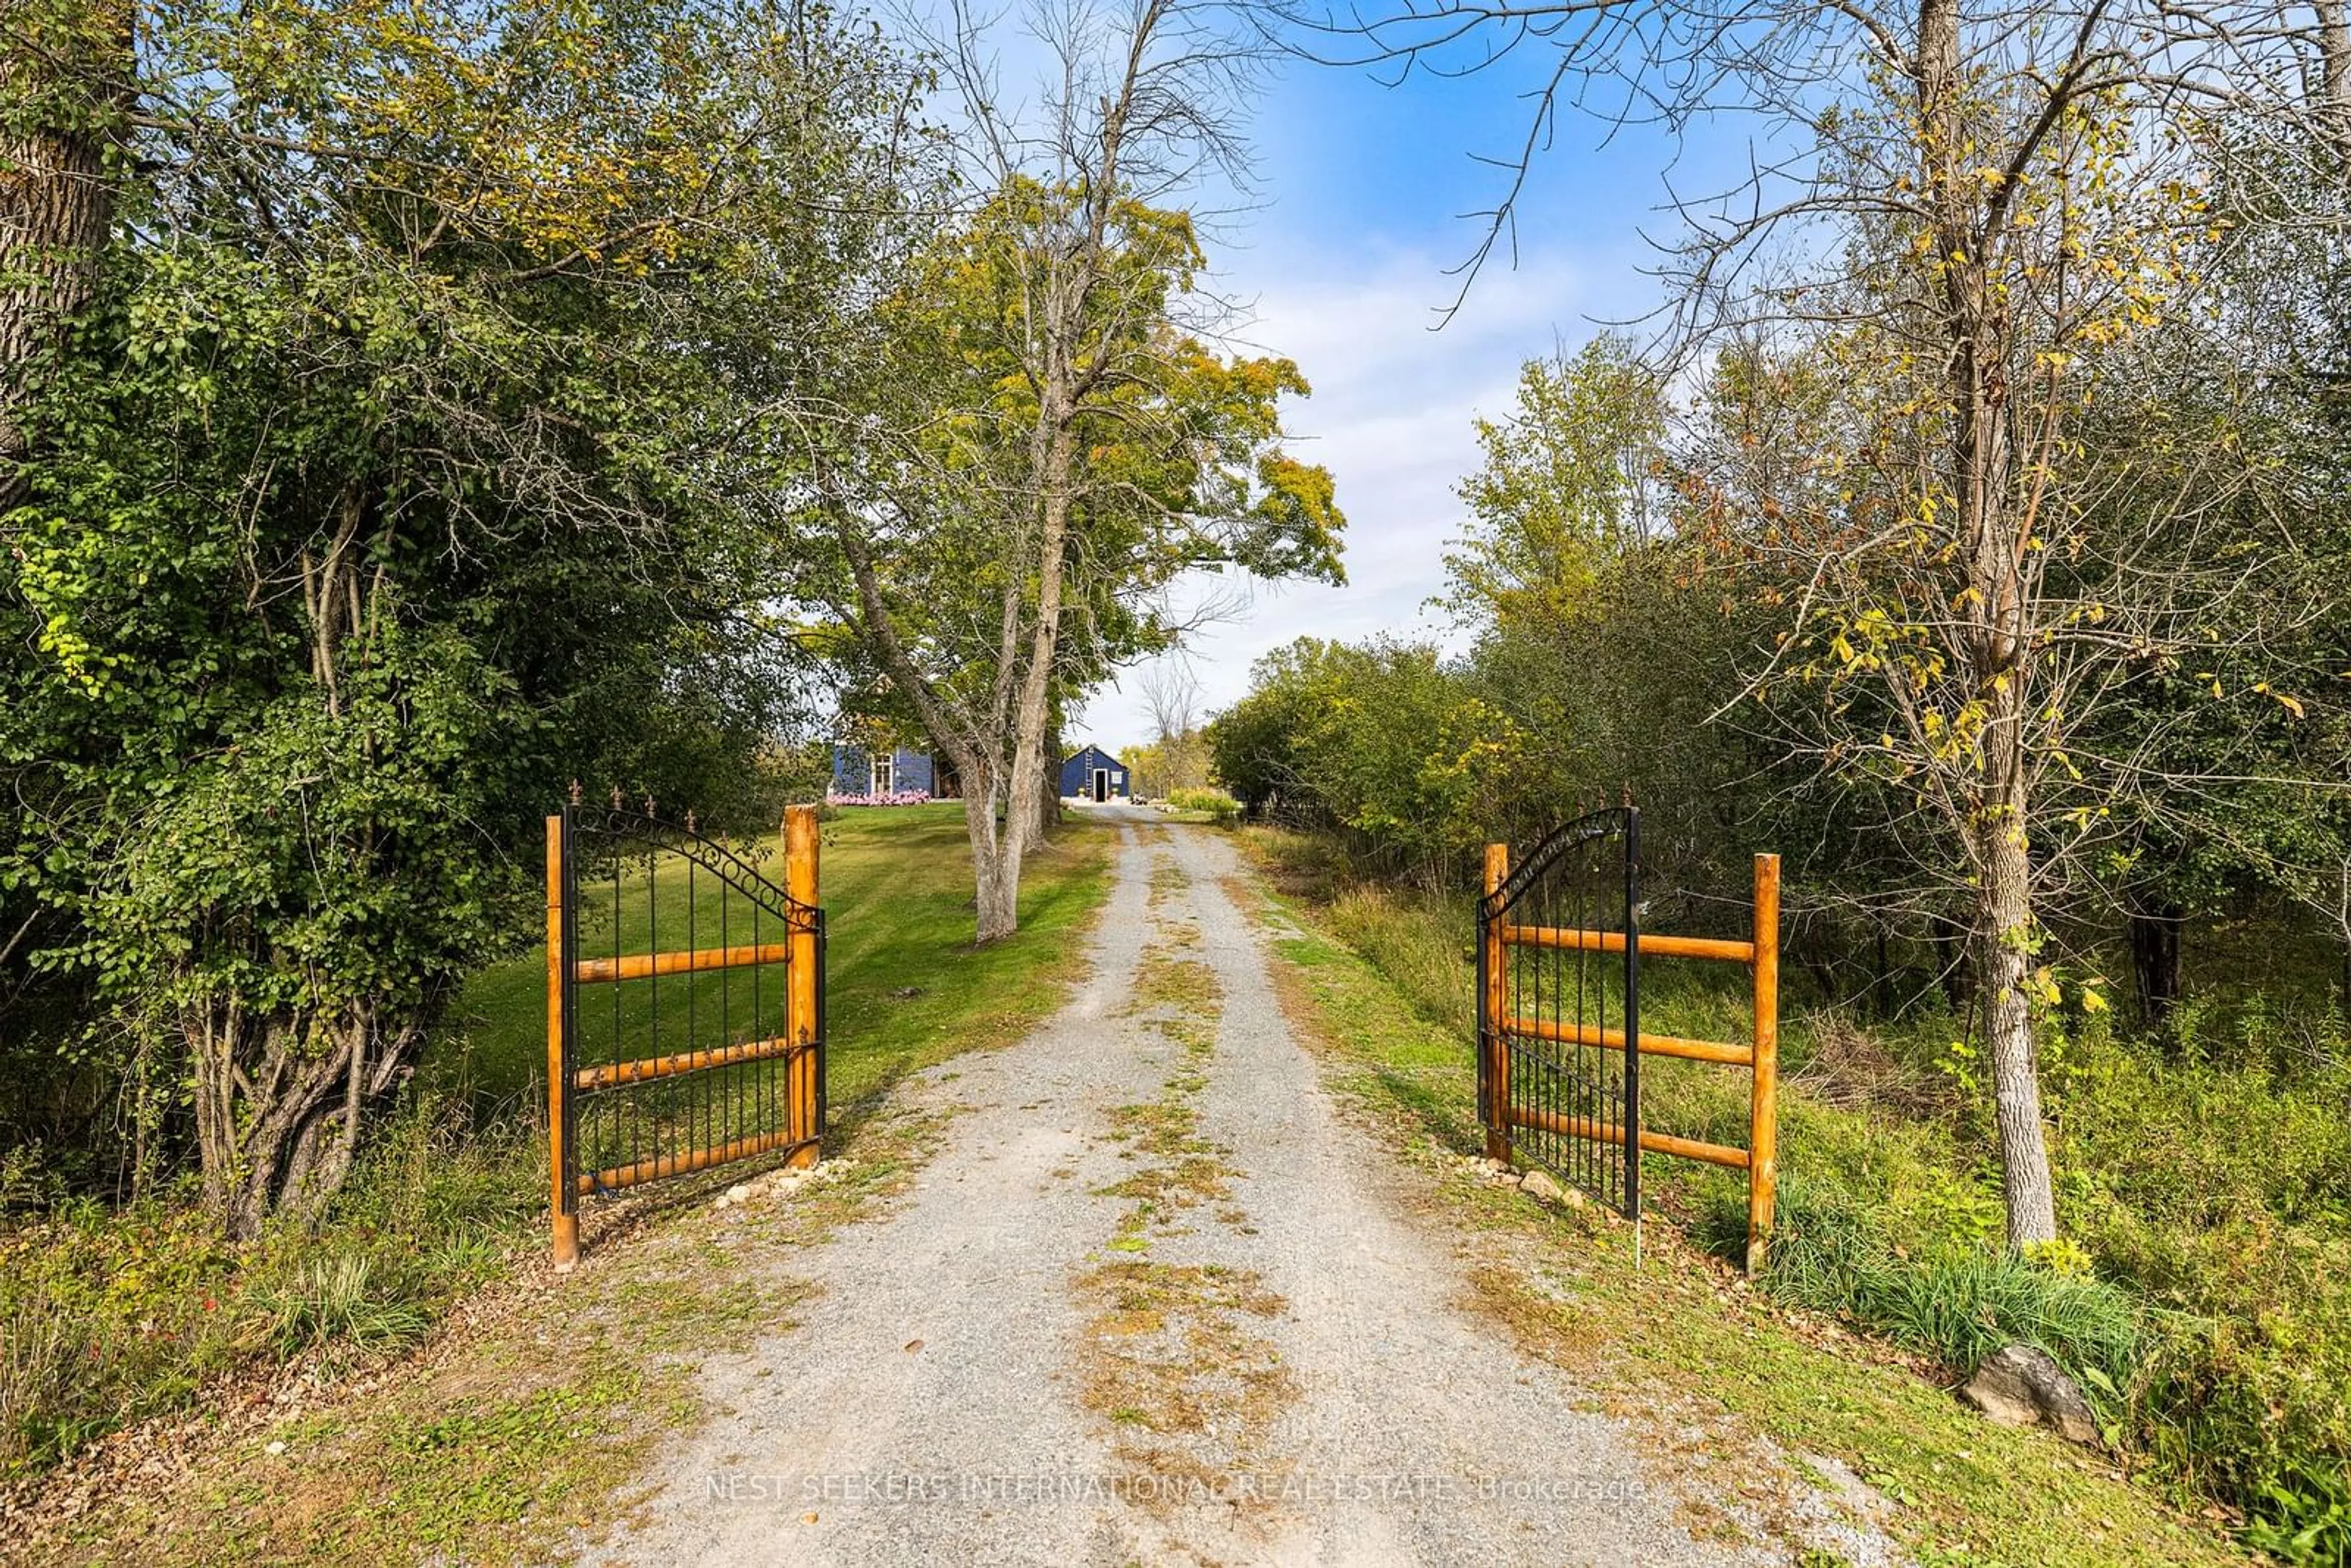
429;803;1119;1128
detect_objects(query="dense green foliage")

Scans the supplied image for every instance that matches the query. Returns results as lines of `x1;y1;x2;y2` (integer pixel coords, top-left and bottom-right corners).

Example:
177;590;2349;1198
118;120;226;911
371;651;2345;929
1161;786;1240;824
0;0;923;1226
1210;637;1519;883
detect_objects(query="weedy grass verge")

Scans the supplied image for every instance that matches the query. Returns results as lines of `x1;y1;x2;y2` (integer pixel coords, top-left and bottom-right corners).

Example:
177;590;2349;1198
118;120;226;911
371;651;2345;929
1237;837;2253;1568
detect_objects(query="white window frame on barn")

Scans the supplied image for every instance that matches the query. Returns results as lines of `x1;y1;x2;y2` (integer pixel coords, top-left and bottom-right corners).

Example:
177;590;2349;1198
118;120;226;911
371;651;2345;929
870;753;895;795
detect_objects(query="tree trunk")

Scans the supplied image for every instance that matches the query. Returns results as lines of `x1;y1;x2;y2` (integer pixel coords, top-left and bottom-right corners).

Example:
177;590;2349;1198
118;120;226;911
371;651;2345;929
0;2;130;508
964;782;1021;944
978;380;1079;936
1928;911;1974;1011
1919;0;2057;1251
2337;861;2351;1011
1032;762;1057;842
2126;898;2183;1027
2320;0;2351;164
1873;924;1892;1021
1031;718;1062;846
189;997;406;1237
833;507;1037;948
1971;732;2060;1251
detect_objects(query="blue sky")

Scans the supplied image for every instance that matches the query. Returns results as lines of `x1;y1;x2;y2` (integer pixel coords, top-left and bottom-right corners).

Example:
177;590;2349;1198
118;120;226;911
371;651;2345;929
1074;34;1753;751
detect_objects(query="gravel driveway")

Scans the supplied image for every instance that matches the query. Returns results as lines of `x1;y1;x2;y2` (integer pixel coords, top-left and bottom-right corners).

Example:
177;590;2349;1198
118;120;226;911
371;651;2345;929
580;810;1867;1567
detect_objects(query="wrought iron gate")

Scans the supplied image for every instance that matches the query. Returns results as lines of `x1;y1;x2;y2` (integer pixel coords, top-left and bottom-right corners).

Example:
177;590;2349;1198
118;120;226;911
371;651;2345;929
1477;806;1643;1218
546;798;825;1267
1477;808;1785;1270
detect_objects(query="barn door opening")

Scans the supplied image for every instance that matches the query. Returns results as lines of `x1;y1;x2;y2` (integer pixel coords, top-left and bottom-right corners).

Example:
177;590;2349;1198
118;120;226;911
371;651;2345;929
1092;768;1108;803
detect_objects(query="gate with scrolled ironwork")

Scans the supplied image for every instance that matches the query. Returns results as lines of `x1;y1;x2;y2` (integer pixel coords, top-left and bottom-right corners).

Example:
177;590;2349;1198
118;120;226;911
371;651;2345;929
1477;806;1783;1269
545;797;825;1268
1477;808;1645;1220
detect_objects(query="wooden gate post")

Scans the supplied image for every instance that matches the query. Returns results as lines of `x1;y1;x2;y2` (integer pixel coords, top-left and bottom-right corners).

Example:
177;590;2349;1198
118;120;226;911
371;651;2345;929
1482;842;1510;1163
784;804;821;1169
547;814;579;1270
1747;852;1781;1274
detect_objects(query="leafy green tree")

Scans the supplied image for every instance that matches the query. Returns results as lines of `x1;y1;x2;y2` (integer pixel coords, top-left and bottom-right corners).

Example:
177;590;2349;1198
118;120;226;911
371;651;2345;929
1205;640;1327;819
1446;334;1663;629
775;0;1346;943
0;0;905;1226
812;174;1342;941
1210;637;1517;886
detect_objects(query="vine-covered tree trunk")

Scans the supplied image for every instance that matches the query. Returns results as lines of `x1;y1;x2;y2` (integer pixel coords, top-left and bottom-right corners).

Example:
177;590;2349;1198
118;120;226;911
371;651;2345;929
0;1;130;507
189;998;412;1237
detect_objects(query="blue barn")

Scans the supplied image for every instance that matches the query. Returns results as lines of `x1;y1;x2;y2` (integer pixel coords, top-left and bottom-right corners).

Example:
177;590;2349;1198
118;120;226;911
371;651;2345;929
1059;743;1130;803
830;744;958;800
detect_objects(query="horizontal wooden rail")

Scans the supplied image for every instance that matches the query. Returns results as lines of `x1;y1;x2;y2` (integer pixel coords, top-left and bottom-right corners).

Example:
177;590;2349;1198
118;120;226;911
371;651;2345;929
1500;1013;1754;1068
1500;923;1755;964
1508;1105;1750;1170
572;1034;806;1092
572;941;788;985
577;1124;817;1196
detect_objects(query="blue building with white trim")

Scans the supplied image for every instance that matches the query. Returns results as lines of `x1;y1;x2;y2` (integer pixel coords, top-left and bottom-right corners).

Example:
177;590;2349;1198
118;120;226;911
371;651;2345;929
1059;744;1130;802
830;744;956;800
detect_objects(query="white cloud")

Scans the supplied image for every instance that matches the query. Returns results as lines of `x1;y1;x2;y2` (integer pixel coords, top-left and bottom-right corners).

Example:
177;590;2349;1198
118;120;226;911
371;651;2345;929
1078;243;1606;749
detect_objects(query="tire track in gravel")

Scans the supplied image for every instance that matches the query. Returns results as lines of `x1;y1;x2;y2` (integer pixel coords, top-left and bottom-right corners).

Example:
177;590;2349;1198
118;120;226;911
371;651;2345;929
578;808;1878;1567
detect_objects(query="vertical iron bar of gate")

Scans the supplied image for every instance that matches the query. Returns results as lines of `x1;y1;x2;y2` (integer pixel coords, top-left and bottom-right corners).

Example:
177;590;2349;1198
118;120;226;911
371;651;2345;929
1621;807;1642;1228
564;809;580;1247
1475;884;1489;1149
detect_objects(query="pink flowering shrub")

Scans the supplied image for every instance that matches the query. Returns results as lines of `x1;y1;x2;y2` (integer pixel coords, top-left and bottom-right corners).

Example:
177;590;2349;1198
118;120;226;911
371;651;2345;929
824;790;934;808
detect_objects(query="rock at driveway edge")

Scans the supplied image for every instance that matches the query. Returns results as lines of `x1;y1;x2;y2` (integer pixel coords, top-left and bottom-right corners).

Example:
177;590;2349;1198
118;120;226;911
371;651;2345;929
1960;1344;2101;1446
